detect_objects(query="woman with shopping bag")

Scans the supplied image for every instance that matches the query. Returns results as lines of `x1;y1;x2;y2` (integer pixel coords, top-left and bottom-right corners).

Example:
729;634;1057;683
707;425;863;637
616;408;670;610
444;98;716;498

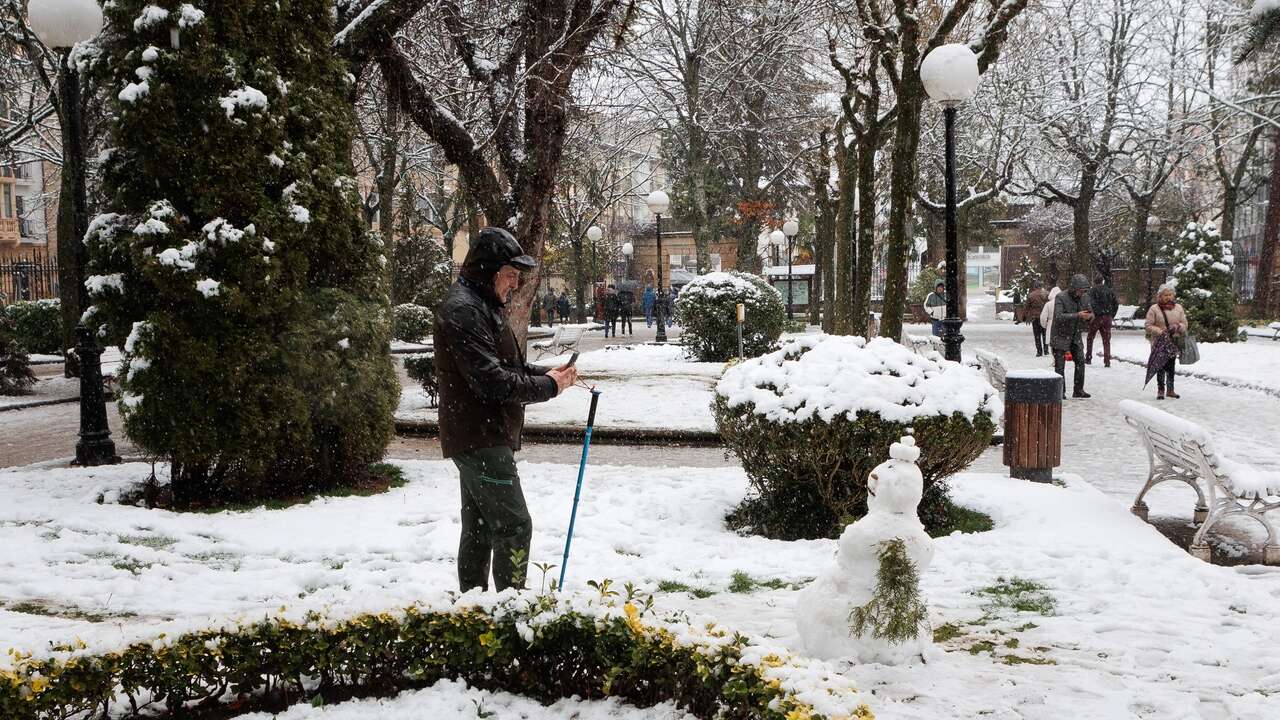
1144;285;1189;400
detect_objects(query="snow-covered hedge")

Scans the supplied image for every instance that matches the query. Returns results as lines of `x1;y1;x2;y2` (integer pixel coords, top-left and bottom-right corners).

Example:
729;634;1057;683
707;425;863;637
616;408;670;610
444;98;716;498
0;311;35;396
714;335;1001;539
675;271;784;362
2;299;62;356
403;353;438;407
0;592;873;720
1168;222;1238;343
392;303;433;343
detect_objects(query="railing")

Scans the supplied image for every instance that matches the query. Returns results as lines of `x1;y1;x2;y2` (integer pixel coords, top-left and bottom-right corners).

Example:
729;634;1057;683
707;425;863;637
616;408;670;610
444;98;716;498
0;218;19;239
0;250;59;302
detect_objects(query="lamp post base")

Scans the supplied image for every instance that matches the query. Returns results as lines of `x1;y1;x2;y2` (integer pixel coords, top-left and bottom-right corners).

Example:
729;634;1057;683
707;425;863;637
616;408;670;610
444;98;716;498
72;325;120;467
941;317;965;363
75;433;121;467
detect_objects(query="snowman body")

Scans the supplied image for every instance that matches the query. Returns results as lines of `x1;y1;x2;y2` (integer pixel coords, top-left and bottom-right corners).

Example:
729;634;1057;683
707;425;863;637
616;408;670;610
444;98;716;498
796;436;935;663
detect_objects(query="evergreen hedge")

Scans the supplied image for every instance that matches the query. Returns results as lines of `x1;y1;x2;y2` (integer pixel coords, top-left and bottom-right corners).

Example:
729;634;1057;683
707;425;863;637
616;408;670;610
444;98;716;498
0;594;872;720
87;0;397;505
675;272;784;362
392;304;433;343
714;336;999;540
0;311;35;396
1168;222;1239;343
3;299;63;356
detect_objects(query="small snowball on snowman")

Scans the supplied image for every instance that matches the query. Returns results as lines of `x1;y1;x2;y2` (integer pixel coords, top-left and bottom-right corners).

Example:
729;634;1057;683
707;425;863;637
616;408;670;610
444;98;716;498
797;434;935;664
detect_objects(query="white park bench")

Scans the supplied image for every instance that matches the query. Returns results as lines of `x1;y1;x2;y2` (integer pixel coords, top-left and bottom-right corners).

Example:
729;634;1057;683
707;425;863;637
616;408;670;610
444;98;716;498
1115;305;1142;329
1271;322;1280;341
1119;399;1280;564
973;349;1008;392
531;324;584;359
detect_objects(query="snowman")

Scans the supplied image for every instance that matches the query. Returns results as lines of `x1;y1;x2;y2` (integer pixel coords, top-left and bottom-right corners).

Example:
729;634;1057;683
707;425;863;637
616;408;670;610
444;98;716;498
796;435;935;663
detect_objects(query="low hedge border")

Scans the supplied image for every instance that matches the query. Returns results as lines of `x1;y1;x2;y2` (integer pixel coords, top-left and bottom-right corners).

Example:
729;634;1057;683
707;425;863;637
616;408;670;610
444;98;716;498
1;589;873;720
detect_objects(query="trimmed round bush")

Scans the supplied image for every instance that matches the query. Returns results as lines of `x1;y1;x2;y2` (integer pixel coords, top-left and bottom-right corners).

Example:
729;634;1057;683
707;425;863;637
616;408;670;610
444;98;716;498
714;335;1001;540
675;271;784;362
0;594;872;720
3;299;63;355
0;312;35;396
392;303;433;343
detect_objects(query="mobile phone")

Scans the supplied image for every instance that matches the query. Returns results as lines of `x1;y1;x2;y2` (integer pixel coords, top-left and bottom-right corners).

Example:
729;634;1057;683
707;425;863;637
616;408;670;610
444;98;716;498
567;351;579;367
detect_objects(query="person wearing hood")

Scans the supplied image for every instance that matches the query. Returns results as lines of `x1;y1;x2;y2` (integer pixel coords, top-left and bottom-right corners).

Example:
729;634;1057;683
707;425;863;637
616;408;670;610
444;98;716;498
1051;274;1094;399
434;227;579;593
924;281;947;337
1023;281;1049;357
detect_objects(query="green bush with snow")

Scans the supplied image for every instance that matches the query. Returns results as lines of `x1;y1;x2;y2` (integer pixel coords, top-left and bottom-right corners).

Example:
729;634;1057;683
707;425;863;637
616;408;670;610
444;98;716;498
0;311;35;396
1167;222;1238;343
391;233;453;311
85;0;397;506
675;271;784;362
713;335;1000;540
3;299;62;356
392;303;433;343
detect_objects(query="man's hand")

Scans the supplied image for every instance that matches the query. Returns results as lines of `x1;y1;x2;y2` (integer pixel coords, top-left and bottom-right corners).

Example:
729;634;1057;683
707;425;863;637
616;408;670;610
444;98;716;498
1078;310;1093;320
547;366;578;395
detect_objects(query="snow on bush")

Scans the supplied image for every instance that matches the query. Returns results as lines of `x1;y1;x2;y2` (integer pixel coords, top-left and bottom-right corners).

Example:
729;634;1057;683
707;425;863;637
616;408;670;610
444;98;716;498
392;303;433;343
2;299;63;356
675;271;784;362
714;335;1000;539
1168;222;1238;343
0;309;35;396
0;592;873;720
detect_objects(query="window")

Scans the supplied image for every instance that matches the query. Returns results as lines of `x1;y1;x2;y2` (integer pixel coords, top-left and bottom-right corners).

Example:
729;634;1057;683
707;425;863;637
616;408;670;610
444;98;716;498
2;183;12;218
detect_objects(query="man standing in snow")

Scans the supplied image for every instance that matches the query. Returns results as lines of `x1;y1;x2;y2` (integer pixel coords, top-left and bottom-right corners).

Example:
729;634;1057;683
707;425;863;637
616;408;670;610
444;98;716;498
925;281;947;337
1051;274;1094;399
1085;276;1117;367
434;227;578;592
1024;281;1049;357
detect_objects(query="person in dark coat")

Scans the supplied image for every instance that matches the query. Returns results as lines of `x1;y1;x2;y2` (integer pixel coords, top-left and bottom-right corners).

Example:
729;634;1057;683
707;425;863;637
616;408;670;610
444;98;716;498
924;281;947;337
1085;276;1118;366
556;291;571;324
1023;281;1050;357
617;284;635;336
602;284;619;337
434;227;578;592
1051;273;1094;399
544;290;558;325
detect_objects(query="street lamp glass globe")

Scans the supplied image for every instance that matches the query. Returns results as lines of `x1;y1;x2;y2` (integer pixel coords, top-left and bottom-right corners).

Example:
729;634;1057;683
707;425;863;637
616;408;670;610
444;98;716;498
921;43;980;105
782;219;799;237
645;190;671;215
770;229;786;247
28;0;103;49
586;225;603;242
622;242;634;257
1146;216;1162;230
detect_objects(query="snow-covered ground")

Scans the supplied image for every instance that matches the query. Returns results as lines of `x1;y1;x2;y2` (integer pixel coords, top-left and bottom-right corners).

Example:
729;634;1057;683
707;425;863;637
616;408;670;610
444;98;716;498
0;375;79;411
1106;333;1280;396
2;458;1278;718
397;344;722;432
238;678;693;719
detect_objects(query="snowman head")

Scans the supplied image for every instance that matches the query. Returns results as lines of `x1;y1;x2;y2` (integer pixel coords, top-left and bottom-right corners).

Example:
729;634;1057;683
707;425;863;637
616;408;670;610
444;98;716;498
866;435;924;515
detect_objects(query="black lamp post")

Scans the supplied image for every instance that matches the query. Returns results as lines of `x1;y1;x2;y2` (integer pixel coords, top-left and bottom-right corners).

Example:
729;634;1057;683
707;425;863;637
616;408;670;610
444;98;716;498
783;220;799;319
646;190;671;343
29;0;119;465
922;43;981;363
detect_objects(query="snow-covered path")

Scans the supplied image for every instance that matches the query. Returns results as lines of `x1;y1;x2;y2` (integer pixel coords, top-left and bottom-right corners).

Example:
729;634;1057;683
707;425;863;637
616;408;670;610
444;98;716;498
956;303;1280;529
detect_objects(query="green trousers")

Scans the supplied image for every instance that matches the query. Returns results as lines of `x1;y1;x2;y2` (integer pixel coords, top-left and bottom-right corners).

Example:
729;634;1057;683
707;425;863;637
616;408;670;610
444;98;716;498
452;446;531;592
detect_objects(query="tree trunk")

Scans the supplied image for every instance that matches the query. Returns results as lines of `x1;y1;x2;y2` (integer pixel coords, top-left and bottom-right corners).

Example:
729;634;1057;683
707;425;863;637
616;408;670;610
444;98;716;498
850;128;880;337
377;75;401;250
1072;171;1097;277
1254;132;1280;317
880;91;924;340
689;126;711;273
833;134;857;334
573;238;588;323
812;131;834;328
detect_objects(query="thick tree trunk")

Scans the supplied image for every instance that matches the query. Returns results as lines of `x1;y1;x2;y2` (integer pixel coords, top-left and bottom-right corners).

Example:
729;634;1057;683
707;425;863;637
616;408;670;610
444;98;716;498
689;127;711;273
812;131;834;328
850;129;879;337
1072;171;1097;277
1219;185;1238;252
1254;133;1280;317
880;92;924;340
573;239;588;323
832;136;857;334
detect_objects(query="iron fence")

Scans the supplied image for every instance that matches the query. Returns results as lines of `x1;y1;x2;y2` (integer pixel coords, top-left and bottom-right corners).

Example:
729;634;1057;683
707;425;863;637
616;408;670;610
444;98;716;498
0;250;59;302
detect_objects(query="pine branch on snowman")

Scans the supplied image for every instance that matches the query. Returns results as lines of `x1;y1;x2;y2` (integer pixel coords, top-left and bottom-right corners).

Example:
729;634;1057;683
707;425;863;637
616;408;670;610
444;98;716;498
796;433;935;664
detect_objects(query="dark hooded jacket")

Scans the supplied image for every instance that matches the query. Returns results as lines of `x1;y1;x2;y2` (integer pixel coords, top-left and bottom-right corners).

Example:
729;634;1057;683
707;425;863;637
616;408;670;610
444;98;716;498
434;268;557;458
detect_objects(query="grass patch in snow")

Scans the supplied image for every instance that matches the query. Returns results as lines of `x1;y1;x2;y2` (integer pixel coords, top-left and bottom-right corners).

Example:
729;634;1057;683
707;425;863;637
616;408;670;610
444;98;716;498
193;462;408;513
657;580;715;599
927;498;994;538
728;571;792;593
3;600;137;623
932;622;963;643
975;577;1056;616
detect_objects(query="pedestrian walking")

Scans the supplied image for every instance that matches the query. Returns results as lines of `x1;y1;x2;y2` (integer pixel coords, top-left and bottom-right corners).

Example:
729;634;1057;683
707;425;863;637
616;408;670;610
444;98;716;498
434;227;578;592
642;283;656;328
1024;281;1050;357
544;291;558;325
603;284;619;338
618;284;635;336
925;281;947;337
1086;276;1118;366
1039;284;1062;364
557;291;571;325
1144;285;1188;400
1051;274;1094;399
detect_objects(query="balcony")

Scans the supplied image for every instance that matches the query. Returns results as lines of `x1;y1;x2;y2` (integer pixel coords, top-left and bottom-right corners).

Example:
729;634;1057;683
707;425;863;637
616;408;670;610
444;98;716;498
0;218;19;245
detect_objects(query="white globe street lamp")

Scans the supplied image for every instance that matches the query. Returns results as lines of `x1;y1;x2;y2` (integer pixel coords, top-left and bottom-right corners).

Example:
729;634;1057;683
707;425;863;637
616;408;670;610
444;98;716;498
28;0;118;467
921;42;981;363
781;221;799;319
586;225;603;287
621;241;634;284
645;191;671;342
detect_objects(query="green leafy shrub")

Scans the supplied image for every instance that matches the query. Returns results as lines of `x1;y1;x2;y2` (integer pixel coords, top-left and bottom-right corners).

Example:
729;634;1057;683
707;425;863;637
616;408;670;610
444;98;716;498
1167;221;1239;343
392;304;433;343
675;271;784;362
403;353;438;407
714;335;999;540
391;233;454;311
86;0;398;506
0;592;873;720
907;266;942;305
0;312;35;396
3;299;62;356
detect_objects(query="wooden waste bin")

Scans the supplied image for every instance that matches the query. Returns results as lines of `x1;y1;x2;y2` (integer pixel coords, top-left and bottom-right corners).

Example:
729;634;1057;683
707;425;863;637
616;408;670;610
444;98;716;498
1002;370;1063;483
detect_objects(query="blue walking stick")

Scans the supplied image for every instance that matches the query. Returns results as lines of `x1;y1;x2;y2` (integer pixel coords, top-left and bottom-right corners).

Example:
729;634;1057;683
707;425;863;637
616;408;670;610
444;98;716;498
559;388;602;589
